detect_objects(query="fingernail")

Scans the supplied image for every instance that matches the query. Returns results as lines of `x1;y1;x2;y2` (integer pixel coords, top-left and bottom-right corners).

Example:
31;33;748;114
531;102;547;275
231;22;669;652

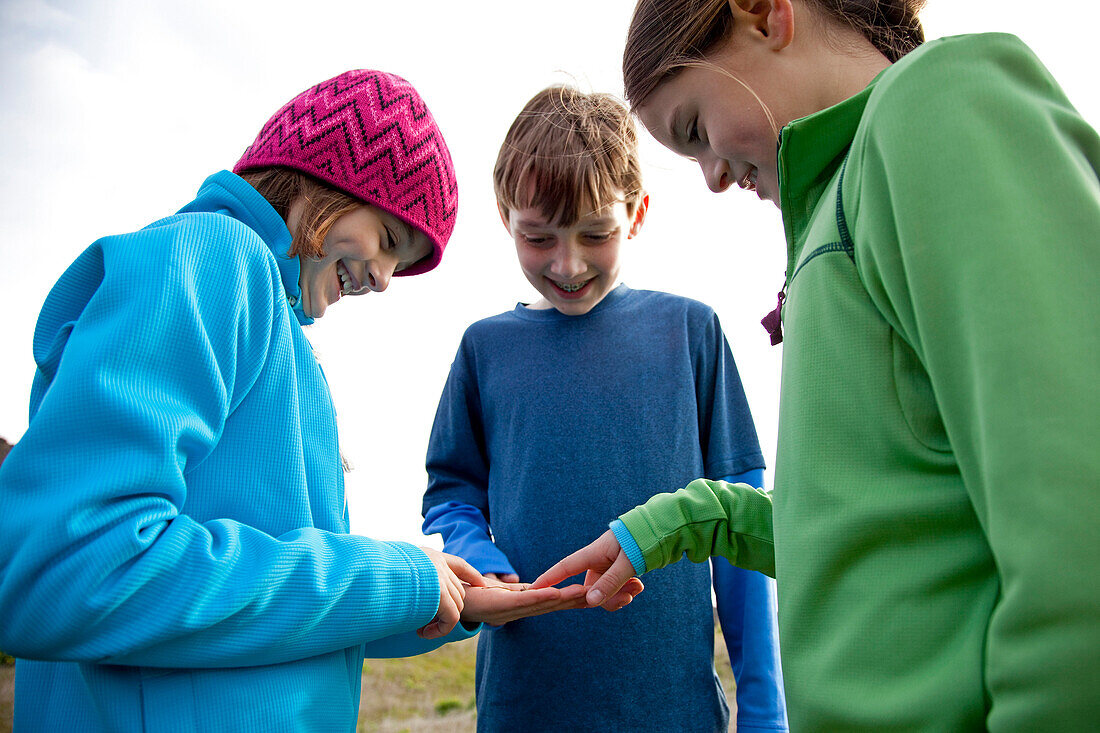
587;589;604;606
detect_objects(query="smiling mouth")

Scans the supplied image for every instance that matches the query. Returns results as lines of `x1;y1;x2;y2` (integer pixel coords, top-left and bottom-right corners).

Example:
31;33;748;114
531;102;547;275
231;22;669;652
550;278;592;295
738;168;758;192
337;260;361;295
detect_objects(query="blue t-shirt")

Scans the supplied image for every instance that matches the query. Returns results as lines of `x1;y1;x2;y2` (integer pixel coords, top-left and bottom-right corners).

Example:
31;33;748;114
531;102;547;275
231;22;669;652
423;285;781;732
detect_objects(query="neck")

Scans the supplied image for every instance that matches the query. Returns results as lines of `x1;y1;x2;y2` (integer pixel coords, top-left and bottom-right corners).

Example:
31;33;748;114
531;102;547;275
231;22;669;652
800;24;892;111
825;50;891;108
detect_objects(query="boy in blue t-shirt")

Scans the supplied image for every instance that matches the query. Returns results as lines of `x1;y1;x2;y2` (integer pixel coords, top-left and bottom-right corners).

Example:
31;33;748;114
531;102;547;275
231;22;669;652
421;86;787;732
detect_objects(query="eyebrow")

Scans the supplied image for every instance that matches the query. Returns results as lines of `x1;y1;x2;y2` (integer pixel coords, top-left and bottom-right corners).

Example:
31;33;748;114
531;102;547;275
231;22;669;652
389;217;429;270
668;105;688;146
392;216;414;245
578;216;619;227
514;218;552;229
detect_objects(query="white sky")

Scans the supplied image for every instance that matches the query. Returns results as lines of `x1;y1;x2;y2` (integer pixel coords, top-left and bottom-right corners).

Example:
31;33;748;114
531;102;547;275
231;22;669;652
1;0;1095;546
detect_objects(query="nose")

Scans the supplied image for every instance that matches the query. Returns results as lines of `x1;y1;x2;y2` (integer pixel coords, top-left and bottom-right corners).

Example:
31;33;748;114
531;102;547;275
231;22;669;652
364;257;397;293
549;240;586;279
700;156;732;193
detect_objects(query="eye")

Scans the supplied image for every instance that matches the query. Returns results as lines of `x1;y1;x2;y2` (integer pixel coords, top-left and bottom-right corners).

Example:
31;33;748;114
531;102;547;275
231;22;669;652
583;231;613;244
687;117;700;144
383;226;395;251
521;233;553;248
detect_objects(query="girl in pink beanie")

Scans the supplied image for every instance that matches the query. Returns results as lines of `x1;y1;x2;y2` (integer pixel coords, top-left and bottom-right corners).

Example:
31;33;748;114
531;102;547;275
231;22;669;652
0;70;585;732
234;69;458;318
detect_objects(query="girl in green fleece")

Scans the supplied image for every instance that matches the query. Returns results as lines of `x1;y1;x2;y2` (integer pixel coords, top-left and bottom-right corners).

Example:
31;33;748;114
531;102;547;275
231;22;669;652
535;1;1100;730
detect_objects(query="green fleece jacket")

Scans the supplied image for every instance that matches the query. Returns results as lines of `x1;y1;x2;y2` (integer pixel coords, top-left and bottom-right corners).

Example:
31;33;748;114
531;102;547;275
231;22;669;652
619;33;1100;731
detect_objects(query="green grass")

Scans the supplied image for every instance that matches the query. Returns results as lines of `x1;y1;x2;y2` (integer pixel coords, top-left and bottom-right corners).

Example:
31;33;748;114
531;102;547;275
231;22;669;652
0;621;736;733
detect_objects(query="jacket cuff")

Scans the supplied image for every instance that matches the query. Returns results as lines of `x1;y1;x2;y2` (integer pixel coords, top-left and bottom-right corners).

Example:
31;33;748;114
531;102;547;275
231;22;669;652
609;519;646;574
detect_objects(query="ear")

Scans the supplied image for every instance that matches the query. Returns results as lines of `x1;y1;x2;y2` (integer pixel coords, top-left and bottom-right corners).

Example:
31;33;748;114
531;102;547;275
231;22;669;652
727;0;795;51
627;193;649;239
497;202;513;235
286;196;306;240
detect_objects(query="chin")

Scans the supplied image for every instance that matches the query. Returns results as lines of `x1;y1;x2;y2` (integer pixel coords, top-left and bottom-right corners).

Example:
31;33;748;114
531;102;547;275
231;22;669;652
554;293;603;316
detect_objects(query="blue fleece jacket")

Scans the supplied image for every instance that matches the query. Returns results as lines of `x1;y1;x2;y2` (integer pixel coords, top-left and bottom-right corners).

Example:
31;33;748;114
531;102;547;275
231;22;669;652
0;171;475;732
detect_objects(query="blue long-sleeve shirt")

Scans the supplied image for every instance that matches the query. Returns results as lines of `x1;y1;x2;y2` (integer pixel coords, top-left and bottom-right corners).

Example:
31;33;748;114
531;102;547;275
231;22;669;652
609;468;787;731
431;468;788;731
0;170;474;732
422;285;787;732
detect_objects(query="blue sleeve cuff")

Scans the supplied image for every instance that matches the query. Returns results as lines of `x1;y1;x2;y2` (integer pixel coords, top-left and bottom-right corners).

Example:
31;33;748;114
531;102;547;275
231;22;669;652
361;621;481;659
609;519;646;575
724;468;765;490
422;501;517;576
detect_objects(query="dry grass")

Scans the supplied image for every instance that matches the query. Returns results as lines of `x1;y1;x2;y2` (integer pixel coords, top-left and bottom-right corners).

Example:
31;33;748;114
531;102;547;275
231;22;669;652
0;621;735;732
1;664;12;733
357;636;479;733
355;620;736;732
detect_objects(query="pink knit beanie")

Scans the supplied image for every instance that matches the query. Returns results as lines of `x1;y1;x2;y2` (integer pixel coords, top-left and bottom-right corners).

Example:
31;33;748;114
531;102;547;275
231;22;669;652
234;70;457;276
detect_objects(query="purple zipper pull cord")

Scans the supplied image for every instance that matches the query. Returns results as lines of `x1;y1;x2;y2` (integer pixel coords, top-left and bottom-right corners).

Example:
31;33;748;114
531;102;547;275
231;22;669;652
760;282;787;346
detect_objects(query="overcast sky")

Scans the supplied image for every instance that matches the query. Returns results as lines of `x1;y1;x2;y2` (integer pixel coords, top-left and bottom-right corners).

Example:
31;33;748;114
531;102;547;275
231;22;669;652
1;0;1095;547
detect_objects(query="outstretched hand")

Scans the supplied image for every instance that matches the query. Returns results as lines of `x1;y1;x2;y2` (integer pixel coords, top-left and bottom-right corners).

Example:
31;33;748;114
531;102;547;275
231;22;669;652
418;547;486;640
532;530;645;611
461;577;589;627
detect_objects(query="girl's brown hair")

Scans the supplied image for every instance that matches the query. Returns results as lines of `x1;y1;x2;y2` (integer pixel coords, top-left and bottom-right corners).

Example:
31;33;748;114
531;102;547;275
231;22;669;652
239;167;361;260
493;85;644;227
623;0;926;106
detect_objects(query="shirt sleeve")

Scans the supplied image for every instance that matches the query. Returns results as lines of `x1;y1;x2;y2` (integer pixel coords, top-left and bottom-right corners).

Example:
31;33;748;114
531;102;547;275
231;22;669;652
0;222;442;668
422;340;499;521
848;35;1100;728
617;478;775;577
422;501;517;577
362;621;481;659
712;470;788;732
693;310;767;478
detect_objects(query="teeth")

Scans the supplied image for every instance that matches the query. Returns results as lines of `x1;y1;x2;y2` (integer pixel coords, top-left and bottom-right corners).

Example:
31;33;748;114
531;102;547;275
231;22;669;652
556;281;586;293
337;261;352;295
738;168;758;192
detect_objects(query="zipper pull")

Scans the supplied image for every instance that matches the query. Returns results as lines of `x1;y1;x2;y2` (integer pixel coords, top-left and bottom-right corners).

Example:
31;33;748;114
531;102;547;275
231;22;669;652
760;281;787;346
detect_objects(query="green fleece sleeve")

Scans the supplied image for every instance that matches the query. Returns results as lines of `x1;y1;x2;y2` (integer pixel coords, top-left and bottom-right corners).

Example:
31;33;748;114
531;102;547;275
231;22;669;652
618;479;775;578
848;34;1100;729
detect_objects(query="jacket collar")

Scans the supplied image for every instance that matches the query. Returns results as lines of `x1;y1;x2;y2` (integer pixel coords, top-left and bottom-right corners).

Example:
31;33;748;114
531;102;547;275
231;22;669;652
178;170;313;325
776;77;878;278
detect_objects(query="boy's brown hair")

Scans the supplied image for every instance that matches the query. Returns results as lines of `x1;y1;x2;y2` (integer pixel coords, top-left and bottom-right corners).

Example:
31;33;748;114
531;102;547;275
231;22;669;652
494;86;643;227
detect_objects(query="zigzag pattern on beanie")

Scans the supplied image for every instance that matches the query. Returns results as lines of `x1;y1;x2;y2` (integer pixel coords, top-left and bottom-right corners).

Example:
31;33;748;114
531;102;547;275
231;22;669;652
234;70;457;276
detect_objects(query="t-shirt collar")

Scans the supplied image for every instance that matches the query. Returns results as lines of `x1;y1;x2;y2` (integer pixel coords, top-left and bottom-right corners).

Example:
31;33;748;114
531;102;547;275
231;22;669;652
511;282;631;322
